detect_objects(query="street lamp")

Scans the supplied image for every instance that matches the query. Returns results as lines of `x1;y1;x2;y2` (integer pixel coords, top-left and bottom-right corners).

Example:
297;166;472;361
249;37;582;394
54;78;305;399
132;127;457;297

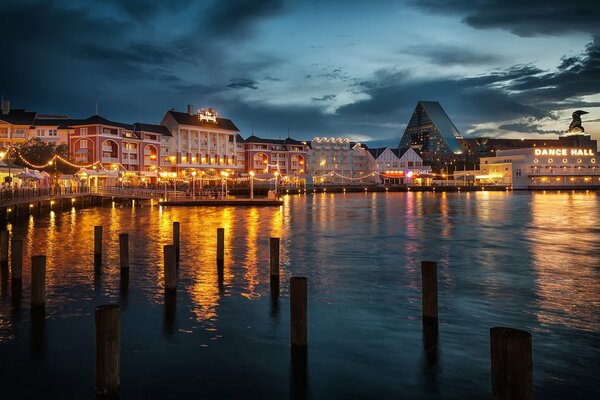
274;170;279;198
249;170;255;200
191;170;197;198
0;148;11;185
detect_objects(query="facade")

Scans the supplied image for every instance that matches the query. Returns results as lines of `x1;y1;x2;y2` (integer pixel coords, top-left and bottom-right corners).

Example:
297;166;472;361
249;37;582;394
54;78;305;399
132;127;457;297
68;115;170;175
160;106;242;176
368;147;433;185
398;101;464;162
244;135;309;177
479;135;599;189
307;137;376;184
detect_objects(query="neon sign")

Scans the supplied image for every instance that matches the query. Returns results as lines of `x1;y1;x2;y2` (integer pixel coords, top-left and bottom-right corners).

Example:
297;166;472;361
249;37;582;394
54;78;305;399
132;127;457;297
534;148;595;156
198;108;218;123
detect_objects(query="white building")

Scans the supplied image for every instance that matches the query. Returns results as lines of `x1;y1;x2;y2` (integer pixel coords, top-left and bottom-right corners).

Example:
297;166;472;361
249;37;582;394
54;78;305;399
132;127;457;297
368;147;432;185
479;143;599;189
307;137;377;184
159;106;243;176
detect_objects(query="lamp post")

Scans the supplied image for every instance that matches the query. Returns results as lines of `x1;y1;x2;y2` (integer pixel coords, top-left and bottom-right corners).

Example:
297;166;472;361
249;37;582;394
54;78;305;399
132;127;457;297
249;170;255;200
224;172;229;198
0;148;10;185
191;170;197;199
274;170;279;198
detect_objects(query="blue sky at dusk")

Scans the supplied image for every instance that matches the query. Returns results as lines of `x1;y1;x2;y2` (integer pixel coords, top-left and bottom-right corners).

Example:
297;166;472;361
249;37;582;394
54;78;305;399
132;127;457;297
1;0;599;146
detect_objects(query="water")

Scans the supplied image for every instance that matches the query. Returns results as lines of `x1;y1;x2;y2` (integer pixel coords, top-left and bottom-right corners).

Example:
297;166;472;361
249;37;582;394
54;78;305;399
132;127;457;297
1;191;599;399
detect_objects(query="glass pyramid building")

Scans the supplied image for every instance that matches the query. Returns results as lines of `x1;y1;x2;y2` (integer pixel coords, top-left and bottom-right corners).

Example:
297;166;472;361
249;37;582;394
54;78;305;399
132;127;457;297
398;101;464;155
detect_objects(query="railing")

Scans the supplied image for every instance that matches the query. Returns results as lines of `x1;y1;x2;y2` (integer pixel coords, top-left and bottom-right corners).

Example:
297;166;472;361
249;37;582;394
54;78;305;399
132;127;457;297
0;186;90;205
90;186;186;200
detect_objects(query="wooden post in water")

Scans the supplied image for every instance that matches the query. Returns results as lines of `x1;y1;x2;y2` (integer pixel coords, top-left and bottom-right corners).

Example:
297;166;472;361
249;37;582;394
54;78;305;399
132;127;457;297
490;327;533;400
11;239;23;280
172;221;180;262
216;228;224;263
421;261;438;323
119;233;129;270
94;226;102;268
290;276;308;348
0;229;8;269
31;255;46;309
163;244;177;293
95;304;120;397
270;237;280;278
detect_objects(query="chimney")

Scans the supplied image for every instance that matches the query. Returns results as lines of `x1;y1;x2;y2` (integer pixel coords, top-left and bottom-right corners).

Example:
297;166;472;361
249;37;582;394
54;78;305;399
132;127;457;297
187;104;194;115
1;100;9;115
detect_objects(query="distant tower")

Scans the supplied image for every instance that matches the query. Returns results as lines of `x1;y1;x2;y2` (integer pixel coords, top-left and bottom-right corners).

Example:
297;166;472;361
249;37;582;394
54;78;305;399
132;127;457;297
398;101;464;160
564;110;589;135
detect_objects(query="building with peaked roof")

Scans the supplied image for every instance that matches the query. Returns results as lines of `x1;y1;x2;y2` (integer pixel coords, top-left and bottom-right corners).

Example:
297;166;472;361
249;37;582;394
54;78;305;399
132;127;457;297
368;147;432;185
244;135;309;177
160;105;242;176
398;101;464;162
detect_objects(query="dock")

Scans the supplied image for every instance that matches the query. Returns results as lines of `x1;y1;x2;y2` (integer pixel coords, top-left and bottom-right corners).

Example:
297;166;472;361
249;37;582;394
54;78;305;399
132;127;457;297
159;198;283;207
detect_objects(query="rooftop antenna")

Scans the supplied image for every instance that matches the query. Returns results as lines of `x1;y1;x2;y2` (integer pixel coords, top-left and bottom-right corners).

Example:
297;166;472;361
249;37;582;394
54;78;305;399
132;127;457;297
136;106;140;123
95;100;99;116
252;123;254;135
288;127;290;139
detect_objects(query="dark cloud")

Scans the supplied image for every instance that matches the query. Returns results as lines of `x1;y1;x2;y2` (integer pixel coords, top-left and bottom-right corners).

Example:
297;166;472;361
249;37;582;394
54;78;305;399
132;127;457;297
227;79;259;90
204;0;287;38
311;94;337;102
498;122;561;135
404;44;502;66
411;0;600;37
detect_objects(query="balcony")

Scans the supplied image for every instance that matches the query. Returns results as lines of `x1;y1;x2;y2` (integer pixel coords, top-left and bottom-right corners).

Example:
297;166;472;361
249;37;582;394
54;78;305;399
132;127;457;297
102;156;119;163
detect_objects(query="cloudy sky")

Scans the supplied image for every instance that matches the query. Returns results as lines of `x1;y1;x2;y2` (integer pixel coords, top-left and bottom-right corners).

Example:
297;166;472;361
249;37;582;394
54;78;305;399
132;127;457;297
1;0;599;146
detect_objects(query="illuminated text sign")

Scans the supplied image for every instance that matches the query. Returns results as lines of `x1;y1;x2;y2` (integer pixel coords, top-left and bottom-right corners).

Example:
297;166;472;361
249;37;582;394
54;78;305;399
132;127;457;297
534;148;595;156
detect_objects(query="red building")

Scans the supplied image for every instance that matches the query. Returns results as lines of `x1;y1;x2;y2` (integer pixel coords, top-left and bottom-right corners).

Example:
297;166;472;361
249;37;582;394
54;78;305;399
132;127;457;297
68;115;171;178
243;135;309;176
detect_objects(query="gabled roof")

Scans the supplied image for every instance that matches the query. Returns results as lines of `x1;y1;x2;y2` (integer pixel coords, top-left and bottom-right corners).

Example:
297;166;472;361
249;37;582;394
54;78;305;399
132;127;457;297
32;118;85;129
244;135;285;145
166;110;239;132
0;109;37;125
229;133;245;143
368;147;387;159
133;123;172;137
70;115;134;130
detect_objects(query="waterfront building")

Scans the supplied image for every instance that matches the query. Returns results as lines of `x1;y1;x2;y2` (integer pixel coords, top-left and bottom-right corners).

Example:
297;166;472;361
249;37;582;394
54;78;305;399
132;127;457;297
307;137;376;184
159;106;242;176
244;135;309;177
68;115;170;176
398;101;464;163
478;135;599;188
368;147;433;185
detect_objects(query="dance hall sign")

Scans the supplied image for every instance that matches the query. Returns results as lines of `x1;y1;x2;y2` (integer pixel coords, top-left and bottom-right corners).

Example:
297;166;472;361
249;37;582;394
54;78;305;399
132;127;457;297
534;148;595;156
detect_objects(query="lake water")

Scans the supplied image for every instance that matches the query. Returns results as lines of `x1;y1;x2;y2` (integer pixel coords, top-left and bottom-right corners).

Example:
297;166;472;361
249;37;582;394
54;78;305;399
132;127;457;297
1;191;599;399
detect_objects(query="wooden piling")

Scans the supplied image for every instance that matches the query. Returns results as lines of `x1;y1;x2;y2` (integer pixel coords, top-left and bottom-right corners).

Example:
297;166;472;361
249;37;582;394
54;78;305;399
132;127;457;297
172;221;180;262
290;276;308;348
0;229;8;269
163;244;177;293
421;261;438;323
11;239;23;280
31;255;46;308
94;226;102;267
216;228;224;263
119;233;129;270
270;237;280;278
490;327;533;400
95;304;120;397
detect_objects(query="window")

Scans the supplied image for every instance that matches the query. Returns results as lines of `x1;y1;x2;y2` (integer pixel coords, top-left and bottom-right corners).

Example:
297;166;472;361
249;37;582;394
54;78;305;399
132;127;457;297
80;140;88;149
81;128;87;135
49;129;57;136
37;129;45;136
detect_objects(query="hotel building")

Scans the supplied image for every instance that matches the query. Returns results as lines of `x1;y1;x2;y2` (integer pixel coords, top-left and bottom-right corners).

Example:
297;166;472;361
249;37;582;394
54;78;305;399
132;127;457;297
244;135;309;177
479;135;599;189
159;106;242;176
307;137;376;184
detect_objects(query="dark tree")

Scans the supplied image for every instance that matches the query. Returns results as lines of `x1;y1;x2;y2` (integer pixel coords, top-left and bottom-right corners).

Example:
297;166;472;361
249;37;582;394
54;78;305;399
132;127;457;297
12;138;78;175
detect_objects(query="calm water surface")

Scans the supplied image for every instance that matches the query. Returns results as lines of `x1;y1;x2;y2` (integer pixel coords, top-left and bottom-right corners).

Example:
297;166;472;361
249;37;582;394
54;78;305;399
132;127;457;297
0;191;599;399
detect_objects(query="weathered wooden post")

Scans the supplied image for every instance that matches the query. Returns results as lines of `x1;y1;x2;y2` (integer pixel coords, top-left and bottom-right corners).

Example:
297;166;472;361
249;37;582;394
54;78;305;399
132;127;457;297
172;221;180;262
270;237;280;278
421;261;438;323
95;304;120;397
490;327;533;400
94;225;102;268
11;238;23;281
216;228;224;263
163;244;177;293
0;229;9;269
119;233;129;270
290;276;308;348
31;255;46;309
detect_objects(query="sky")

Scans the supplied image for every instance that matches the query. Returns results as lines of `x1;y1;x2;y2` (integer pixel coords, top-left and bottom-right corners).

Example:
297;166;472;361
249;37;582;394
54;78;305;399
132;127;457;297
1;0;600;147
